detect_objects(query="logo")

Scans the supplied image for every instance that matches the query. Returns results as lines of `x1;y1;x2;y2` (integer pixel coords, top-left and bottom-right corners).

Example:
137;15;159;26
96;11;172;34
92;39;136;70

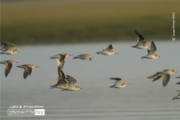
7;105;45;116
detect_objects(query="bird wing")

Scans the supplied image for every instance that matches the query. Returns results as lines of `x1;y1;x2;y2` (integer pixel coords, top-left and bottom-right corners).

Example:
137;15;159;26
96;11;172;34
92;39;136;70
147;72;159;79
152;75;163;82
23;66;32;79
23;70;29;79
134;30;145;45
110;78;122;86
58;69;65;80
176;82;180;85
178;92;180;96
58;69;68;83
1;42;16;51
110;78;122;81
1;42;16;47
58;60;65;72
162;74;170;87
59;54;66;62
105;44;113;51
5;62;13;77
176;76;180;78
149;41;157;55
66;75;77;86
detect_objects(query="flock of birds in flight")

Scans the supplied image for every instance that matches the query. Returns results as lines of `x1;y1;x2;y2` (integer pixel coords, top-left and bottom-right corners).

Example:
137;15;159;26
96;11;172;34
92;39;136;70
0;30;180;100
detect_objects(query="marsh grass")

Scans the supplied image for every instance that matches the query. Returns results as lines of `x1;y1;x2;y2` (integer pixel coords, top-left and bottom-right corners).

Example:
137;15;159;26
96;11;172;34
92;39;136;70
1;1;180;44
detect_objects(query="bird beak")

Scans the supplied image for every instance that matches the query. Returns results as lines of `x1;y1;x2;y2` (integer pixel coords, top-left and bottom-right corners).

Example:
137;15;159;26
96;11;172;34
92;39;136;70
15;62;19;63
69;54;74;56
35;66;39;68
115;52;119;54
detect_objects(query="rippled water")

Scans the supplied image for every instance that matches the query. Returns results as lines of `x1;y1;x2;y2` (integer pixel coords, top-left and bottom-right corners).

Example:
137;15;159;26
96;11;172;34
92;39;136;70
1;41;180;120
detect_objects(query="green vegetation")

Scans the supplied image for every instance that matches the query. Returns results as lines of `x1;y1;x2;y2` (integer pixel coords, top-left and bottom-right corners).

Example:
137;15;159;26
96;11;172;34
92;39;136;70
1;1;180;45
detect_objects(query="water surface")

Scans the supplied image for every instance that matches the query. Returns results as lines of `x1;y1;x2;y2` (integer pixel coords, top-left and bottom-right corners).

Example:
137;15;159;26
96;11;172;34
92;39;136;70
1;41;180;120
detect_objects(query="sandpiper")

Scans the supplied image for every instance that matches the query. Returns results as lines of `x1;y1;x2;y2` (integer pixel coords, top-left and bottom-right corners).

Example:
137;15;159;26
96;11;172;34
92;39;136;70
141;41;160;59
0;60;18;77
0;46;19;55
16;64;38;79
109;78;127;88
148;69;177;87
172;90;180;100
73;54;93;61
62;75;81;91
132;30;149;49
50;53;72;66
1;42;15;50
96;44;119;55
0;42;19;55
50;69;69;90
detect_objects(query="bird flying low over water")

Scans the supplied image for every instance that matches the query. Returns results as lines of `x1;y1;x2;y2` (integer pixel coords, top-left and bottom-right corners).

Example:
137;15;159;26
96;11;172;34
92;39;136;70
1;42;15;50
131;30;149;49
62;75;81;91
16;64;39;79
141;41;160;59
109;78;127;88
51;69;70;90
50;53;73;66
148;69;177;87
51;69;81;91
96;44;119;55
172;90;180;100
0;42;19;55
0;60;18;77
73;54;93;61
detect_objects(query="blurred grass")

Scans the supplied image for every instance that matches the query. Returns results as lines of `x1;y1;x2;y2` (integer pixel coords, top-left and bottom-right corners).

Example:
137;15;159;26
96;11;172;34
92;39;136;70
1;1;180;44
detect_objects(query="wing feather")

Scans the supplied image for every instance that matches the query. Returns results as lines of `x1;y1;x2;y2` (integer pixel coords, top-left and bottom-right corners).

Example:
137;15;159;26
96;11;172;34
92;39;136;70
162;74;170;87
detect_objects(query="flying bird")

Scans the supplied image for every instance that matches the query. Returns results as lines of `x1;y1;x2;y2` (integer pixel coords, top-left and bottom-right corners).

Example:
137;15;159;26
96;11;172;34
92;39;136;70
0;42;19;55
17;64;38;79
148;69;177;87
62;75;81;91
96;44;119;55
0;60;18;77
141;41;160;59
50;69;70;90
132;30;149;49
109;78;127;88
73;54;93;61
50;53;72;67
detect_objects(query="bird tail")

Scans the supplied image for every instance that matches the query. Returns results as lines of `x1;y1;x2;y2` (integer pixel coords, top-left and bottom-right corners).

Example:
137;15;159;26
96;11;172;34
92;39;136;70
109;85;115;88
50;86;55;89
177;82;180;85
141;56;145;59
16;65;24;69
152;79;158;82
0;52;5;54
73;57;79;59
96;52;100;55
